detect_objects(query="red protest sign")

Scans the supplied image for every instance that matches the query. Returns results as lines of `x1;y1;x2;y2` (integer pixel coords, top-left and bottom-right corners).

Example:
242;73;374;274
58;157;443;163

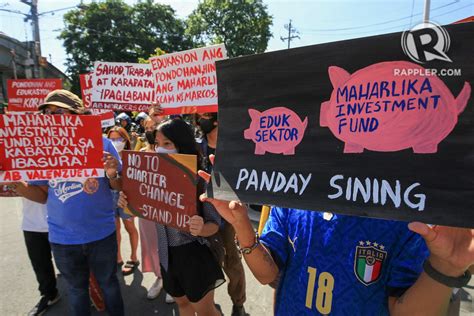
91;62;155;112
122;151;198;232
0;114;104;182
0;184;19;197
150;44;227;115
80;73;93;108
90;109;115;128
7;79;62;112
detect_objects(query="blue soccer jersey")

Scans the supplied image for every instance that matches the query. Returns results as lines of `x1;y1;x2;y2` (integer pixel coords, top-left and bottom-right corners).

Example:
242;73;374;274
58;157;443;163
260;207;429;316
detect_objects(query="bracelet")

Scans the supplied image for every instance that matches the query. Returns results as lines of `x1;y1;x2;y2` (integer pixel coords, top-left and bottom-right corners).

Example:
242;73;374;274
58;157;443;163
423;260;471;288
105;171;120;180
235;232;260;255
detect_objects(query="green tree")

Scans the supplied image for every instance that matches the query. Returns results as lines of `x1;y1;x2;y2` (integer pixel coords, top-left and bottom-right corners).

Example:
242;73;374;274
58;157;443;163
138;47;166;64
186;0;273;57
59;0;192;93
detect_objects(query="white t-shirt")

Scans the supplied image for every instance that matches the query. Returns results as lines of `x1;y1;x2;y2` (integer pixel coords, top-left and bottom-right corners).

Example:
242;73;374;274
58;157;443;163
21;198;48;233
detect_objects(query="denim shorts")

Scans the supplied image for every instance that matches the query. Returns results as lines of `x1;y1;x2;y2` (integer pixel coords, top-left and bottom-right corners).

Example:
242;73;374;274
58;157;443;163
111;190;132;220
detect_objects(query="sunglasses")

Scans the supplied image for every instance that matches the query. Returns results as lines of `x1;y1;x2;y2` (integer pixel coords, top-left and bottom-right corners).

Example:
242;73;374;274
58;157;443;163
43;108;73;115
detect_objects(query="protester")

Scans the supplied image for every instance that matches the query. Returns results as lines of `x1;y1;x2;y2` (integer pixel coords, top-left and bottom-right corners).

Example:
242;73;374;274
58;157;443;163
115;112;134;133
118;118;225;316
107;126;140;275
15;90;125;316
134;112;149;134
199;155;474;316
134;117;159;152
196;112;247;316
18;197;60;316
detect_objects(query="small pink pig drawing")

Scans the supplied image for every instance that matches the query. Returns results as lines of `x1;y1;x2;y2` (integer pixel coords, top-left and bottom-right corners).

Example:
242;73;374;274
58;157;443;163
320;61;471;154
244;107;308;155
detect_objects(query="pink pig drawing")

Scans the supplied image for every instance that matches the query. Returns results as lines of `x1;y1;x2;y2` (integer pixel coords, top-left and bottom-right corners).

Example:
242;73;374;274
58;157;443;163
244;107;308;155
320;61;471;154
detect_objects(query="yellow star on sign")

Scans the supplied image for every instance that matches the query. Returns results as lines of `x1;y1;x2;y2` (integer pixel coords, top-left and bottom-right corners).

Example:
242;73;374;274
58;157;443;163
373;242;379;247
359;241;365;246
366;241;371;246
380;245;385;250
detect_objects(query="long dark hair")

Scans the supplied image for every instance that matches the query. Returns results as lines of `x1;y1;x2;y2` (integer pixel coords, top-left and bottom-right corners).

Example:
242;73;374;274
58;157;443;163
156;118;202;163
157;118;206;196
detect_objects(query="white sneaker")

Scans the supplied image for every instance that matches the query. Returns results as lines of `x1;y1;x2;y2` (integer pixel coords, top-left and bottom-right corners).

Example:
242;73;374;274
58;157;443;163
147;278;163;300
165;293;175;304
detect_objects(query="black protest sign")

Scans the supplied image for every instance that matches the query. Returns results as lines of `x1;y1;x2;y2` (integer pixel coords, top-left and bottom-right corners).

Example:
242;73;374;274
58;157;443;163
211;22;474;228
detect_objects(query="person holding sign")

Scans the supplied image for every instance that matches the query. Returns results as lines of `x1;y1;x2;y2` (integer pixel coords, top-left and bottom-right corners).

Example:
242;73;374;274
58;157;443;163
118;118;224;316
15;90;125;316
199;155;473;316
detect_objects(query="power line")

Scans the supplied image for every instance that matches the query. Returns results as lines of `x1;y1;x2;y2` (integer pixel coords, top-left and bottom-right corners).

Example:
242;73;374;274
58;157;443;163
299;0;461;32
301;3;472;36
408;0;417;28
38;6;79;17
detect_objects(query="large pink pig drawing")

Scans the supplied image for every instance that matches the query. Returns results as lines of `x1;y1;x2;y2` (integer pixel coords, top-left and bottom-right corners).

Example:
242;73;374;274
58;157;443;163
320;61;471;153
244;107;308;155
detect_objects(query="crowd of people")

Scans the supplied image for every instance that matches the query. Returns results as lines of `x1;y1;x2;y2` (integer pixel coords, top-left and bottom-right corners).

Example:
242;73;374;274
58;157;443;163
6;89;474;316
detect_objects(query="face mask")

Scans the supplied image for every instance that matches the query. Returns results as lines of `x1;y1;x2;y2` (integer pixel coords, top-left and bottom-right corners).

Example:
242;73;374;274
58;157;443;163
198;118;217;134
145;131;155;145
155;147;178;154
112;140;125;152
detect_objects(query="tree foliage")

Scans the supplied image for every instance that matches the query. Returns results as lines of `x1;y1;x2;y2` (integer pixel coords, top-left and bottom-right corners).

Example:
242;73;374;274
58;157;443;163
138;47;166;64
186;0;273;57
59;0;192;93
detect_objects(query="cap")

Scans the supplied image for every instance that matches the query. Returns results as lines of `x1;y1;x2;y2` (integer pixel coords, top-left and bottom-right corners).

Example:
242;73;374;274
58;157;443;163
38;89;85;114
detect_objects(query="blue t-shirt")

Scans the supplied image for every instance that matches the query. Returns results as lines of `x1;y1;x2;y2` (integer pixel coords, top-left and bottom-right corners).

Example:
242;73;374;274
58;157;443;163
33;137;121;245
260;207;428;316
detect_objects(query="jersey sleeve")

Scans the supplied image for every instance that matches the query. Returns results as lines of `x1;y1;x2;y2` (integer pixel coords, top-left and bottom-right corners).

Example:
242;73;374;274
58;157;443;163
260;206;290;270
386;227;429;297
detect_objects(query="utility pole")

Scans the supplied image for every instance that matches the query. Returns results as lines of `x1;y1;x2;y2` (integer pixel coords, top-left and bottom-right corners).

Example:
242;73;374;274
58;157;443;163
10;50;17;79
280;19;300;49
21;0;43;78
423;0;431;23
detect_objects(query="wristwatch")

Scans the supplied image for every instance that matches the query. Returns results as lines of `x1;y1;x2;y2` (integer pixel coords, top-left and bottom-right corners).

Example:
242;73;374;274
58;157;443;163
235;232;260;255
423;260;471;288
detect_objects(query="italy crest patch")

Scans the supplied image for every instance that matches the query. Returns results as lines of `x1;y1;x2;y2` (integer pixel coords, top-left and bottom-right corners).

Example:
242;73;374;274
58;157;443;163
354;241;387;286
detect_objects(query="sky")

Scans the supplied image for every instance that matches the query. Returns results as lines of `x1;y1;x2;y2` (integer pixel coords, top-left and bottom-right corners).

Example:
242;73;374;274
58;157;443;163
0;0;472;73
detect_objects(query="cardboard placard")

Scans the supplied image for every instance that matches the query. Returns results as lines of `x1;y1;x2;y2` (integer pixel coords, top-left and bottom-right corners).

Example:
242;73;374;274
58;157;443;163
0;184;19;197
80;73;93;108
91;62;155;111
211;23;474;228
150;44;227;114
122;151;198;231
81;74;115;127
0;114;104;182
7;79;62;112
